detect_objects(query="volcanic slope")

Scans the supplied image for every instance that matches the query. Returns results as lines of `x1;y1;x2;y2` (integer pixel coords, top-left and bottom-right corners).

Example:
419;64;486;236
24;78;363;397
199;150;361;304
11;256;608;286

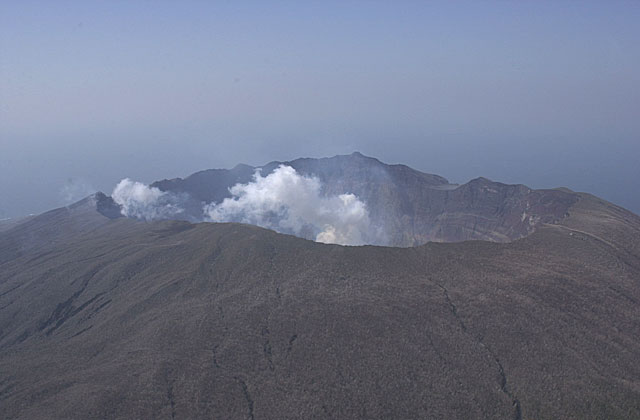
151;152;579;246
1;191;640;419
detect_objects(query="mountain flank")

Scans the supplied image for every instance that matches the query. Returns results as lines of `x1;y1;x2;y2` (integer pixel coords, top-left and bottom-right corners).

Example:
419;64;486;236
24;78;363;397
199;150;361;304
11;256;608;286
1;184;639;419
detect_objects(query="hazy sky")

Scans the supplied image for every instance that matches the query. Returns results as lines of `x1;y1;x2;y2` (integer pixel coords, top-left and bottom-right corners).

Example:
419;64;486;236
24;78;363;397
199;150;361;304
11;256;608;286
1;1;639;218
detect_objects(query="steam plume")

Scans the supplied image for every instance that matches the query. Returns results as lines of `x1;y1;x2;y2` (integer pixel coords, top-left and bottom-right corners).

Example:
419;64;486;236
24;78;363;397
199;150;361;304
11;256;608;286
61;178;96;205
110;166;375;245
111;178;184;221
203;165;371;245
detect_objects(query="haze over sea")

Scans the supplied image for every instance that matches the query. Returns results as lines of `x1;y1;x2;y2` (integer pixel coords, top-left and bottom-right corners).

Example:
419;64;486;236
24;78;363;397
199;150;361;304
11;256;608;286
1;1;638;217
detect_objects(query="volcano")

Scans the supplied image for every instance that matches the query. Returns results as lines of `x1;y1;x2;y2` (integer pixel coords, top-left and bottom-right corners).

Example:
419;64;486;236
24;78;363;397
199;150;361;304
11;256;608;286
1;154;639;419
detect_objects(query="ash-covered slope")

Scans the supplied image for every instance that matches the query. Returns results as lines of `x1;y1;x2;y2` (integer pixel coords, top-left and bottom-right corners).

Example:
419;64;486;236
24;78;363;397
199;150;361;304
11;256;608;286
1;192;639;419
149;152;578;246
0;193;121;265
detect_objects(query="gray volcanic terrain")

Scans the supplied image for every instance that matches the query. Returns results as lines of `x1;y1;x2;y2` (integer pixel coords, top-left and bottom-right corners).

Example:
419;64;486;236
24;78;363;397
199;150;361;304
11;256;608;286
148;152;578;246
1;156;640;419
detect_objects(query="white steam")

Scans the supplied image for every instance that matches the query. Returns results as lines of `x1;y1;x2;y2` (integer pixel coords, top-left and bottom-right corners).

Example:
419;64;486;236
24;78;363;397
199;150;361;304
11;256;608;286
60;178;96;205
110;166;376;245
111;178;184;221
203;165;371;245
